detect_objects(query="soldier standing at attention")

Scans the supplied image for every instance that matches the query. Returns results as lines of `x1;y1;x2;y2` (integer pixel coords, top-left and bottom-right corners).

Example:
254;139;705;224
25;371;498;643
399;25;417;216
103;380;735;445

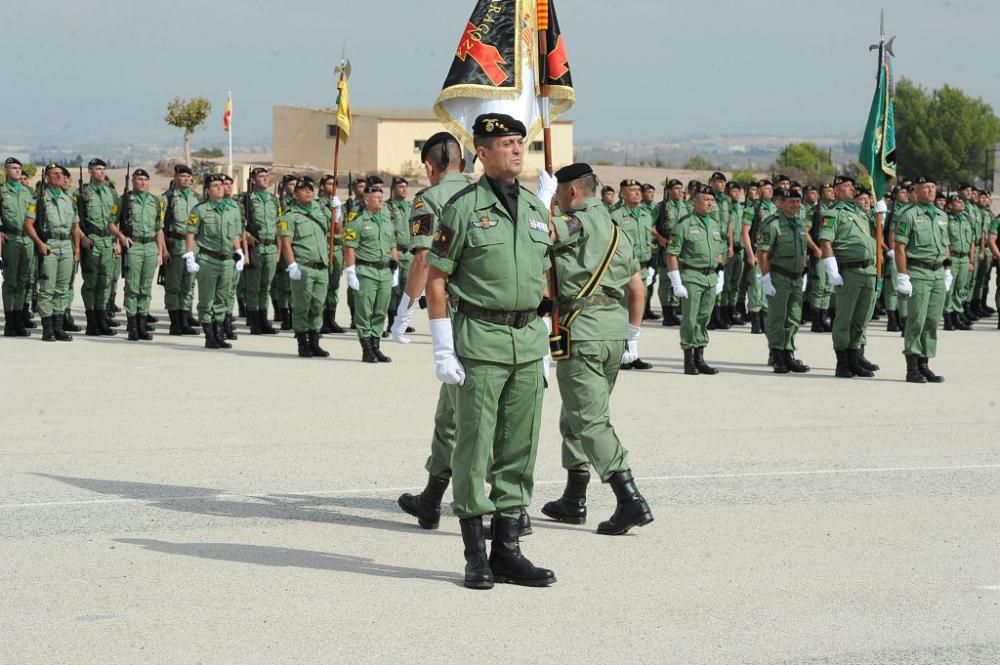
316;174;345;335
707;171;733;330
538;163;654;535
425;114;555;590
666;184;727;375
385;176;413;336
882;184;910;332
278;176;331;358
78;158;120;336
342;176;368;329
2;158;35;337
600;185;615;213
893;175;951;383
653;178;687;327
610;180;653;370
722;181;746;326
242;167;283;335
184;174;245;349
218;175;241;341
943;194;975;331
639;183;659;320
740;179;774;334
343;177;397;363
273;174;298;330
24;164;81;342
757;188;810;373
163;164;200;336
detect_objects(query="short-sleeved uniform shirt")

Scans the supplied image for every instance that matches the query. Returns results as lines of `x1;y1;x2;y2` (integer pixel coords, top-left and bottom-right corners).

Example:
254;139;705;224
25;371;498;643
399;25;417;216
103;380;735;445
123;192;164;239
611;203;653;264
343;208;396;276
242;190;281;242
277;201;330;266
26;188;78;238
164;187;202;252
80;182;118;235
386;198;413;253
817;200;876;275
947;210;975;258
408;174;470;253
757;213;808;275
667;212;726;279
894;203;949;279
653;197;689;240
187;198;242;255
1;179;32;235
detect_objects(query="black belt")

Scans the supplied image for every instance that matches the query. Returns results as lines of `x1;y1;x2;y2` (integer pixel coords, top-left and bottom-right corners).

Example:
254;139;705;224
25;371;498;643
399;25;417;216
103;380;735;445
131;236;156;244
838;260;872;270
770;264;807;279
559;295;623;309
166;230;186;240
255;238;277;246
907;258;943;271
679;263;714;275
302;261;327;270
49;233;71;241
199;248;232;261
356;259;390;270
457;301;538;328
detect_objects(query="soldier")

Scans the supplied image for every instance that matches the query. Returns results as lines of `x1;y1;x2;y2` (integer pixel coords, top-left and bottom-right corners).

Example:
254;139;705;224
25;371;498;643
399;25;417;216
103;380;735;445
818;175;880;378
653;178;686;327
639;182;659;320
112;168;166;341
278;176;331;358
600;185;615;212
665;184;727;375
316;174;346;335
78;158;119;336
242;167;283;335
425;113;555;589
943;194;975;331
58;165;82;333
2;158;35;336
342;176;368;329
893;175;951;383
934;192;946;210
973;190;996;318
707;171;733;329
24;164;81;341
219;175;240;341
273;174;298;330
722;181;746;325
757;188;810;373
183;173;245;349
610;180;653;370
385;176;414;336
163;164;201;336
343;177;397;363
740;179;774;334
538;162;654;535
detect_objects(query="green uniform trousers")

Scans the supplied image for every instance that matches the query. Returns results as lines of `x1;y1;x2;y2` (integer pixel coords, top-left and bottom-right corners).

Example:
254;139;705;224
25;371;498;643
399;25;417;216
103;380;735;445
325;250;343;309
746;264;764;312
451;357;544;519
883;258;907;317
947;261;972;313
557;340;630;481
808;260;832;310
195;256;233;323
656;253;676;312
724;250;746;308
679;271;718;350
388;253;413;324
831;269;875;351
80;236;115;309
972;256;991;302
2;235;34;310
124;241;158;316
425;383;458;479
244;245;278;312
37;240;75;317
353;267;391;339
109;253;121;305
291;264;328;333
164;251;195;311
765;272;803;351
273;260;290;310
902;271;945;358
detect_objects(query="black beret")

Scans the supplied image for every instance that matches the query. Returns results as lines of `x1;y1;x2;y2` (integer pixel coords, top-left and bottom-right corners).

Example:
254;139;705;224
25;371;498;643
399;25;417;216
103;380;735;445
934;192;947;201
295;177;316;190
4;157;22;167
351;177;366;186
174;164;193;175
319;174;336;185
946;194;961;204
601;185;615;195
472;113;526;139
774;174;790;182
900;178;913;186
619;178;640;188
641;183;655;192
710;171;727;182
43;162;59;175
205;173;225;185
88;158;107;168
773;188;801;200
281;174;298;185
420;131;459;163
726;181;742;191
666;179;683;188
366;175;384;186
832;175;855;186
790;180;802;188
364;183;384;194
554;163;593;183
958;182;972;190
916;175;936;185
757;179;773;187
58;166;71;177
693;184;713;197
250;167;269;177
132;168;150;178
854;187;871;197
391;176;408;186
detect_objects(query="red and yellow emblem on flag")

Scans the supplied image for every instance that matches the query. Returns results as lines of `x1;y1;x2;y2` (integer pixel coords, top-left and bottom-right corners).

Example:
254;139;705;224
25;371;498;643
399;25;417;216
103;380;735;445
223;95;232;133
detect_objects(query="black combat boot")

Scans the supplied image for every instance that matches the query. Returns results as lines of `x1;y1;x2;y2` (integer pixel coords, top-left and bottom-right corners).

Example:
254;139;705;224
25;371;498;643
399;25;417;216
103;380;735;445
259;309;278;335
187;310;200;327
683;348;698;375
857;346;879;372
84;310;98;336
459;517;493;590
103;308;120;328
222;313;238;340
631;356;652;370
905;354;926;383
95;309;116;336
320;308;334;334
784;350;810;374
308;331;329;358
280;307;292;330
328;306;346;334
847;349;874;378
246;311;260;335
942;311;954;331
11;310;31;337
52;314;73;341
834;349;852;378
145;313;158;324
41;316;55;342
202;323;220;349
167;310;179;336
898;316;907;335
237;297;247;319
714;306;730;329
541;470;590;524
23;305;36;328
488;516;555;587
750;311;763;334
398;475;451;530
964;302;979;321
771;348;789;374
886;310;900;332
597;470;654;535
360;337;377;363
4;311;16;337
371;337;391;363
136;314;153;341
661;305;677;326
759;309;767;332
983;297;996;316
954;312;972;331
518;508;533;536
295;332;312;358
693;347;718;375
811;308;825;333
63;309;80;332
214;322;232;349
917;356;944;383
127;315;140;341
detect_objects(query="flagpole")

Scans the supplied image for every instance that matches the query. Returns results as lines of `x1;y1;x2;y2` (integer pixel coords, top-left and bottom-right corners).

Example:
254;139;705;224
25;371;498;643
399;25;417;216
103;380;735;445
536;0;553;175
226;91;233;180
330;61;348;265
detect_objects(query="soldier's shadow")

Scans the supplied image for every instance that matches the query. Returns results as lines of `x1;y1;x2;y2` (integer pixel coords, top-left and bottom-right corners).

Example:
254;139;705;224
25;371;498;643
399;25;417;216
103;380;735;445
114;538;464;586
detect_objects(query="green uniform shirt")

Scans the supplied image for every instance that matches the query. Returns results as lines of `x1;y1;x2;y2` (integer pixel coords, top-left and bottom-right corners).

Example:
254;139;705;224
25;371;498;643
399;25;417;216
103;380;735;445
343;208;395;264
653;198;689;239
0;179;32;235
278;201;330;266
667;213;726;269
386;198;413;252
80;182;118;236
409;174;470;253
894;203;949;278
426;177;552;364
989;216;999;238
165;187;201;246
817;200;876;274
610;203;653;263
123;192;163;239
26;188;79;238
711;192;733;241
242;190;281;241
947;211;975;257
730;199;745;247
187;198;242;255
551;197;639;341
757;213;808;274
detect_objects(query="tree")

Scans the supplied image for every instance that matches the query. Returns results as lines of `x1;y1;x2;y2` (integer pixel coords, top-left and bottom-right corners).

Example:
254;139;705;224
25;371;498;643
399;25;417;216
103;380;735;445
730;167;757;185
684;154;714;170
164;97;213;165
771;142;837;186
192;147;224;158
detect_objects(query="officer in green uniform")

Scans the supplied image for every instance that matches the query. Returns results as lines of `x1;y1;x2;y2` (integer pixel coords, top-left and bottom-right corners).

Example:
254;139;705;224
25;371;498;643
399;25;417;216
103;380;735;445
740;179;774;334
272;174;298;330
610;180;653;370
653;178;687;327
163;164;201;336
882;184;911;332
537;162;654;536
112;169;166;341
278;176;331;358
2;158;35;336
218;175;241;341
58;166;83;333
24;164;82;341
757;188;810;373
818;175;881;378
943;195;975;331
893;175;951;383
242;167;282;335
341;176;368;329
722;180;746;326
425;114;555;590
184;173;245;349
316;174;346;334
343;176;397;363
78;158;120;336
639;182;659;320
666;184;727;375
385;176;413;336
707;171;733;329
964;185;990;318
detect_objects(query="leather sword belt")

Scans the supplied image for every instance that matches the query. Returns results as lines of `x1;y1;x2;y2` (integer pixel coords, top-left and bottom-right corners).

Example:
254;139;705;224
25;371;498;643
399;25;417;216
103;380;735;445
457;301;538;328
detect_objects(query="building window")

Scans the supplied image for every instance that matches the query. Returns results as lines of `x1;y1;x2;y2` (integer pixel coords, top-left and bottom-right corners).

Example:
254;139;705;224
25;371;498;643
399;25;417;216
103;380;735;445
327;125;338;138
414;140;426;153
529;141;544;152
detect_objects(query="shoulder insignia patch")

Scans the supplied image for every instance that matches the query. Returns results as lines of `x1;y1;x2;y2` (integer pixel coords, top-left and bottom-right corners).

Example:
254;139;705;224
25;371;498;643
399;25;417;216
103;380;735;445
27;202;36;214
412;214;433;236
111;204;118;216
413;198;425;210
347;211;359;222
432;224;455;254
187;213;198;226
822;215;835;228
564;215;583;235
344;227;358;242
278;221;288;232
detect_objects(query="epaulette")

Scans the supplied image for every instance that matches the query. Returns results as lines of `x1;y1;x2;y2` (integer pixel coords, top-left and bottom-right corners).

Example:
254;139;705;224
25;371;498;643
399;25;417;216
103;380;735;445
444;183;477;207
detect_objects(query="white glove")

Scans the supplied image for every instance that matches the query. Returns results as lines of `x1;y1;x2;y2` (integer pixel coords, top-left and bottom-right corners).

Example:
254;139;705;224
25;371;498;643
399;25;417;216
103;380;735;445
330;196;342;210
668;269;688;299
944;268;953;292
390;293;415;343
644;266;655;286
182;251;199;274
429;318;465;385
761;272;777;297
886;249;895;259
715;270;725;295
287;261;302;281
801;274;808;292
535;169;558;210
391;267;400;287
345;264;360;291
621;323;641;365
896;272;913;296
874;199;888;215
542;317;553;383
822;256;843;287
234;248;245;272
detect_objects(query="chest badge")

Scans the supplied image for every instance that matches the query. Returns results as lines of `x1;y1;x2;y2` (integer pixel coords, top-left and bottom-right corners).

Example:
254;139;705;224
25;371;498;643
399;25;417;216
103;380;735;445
480;215;492;229
529;219;548;233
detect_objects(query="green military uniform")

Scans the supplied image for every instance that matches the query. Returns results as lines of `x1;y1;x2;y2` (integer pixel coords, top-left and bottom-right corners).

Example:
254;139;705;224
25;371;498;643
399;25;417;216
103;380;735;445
426;176;551;520
1;176;34;332
970;200;991;310
386;196;413;331
278;201;330;334
667;212;726;350
883;200;912;322
654;197;688;320
344;207;396;341
990;216;1000;315
78;180;119;315
316;194;344;330
342;195;366;325
242;188;281;326
187;198;242;325
710;190;733;309
945;208;974;318
895;203;949;360
610;203;652;267
806;201;833;319
741;199;774;316
723;196;746;315
27;188;78;321
758;211;808;353
122;190;163;321
272;193;298;326
818;199;877;352
163;186;201;313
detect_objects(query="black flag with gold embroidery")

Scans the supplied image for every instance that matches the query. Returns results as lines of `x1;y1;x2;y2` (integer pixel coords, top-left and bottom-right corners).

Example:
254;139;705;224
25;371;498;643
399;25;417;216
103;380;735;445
434;0;575;153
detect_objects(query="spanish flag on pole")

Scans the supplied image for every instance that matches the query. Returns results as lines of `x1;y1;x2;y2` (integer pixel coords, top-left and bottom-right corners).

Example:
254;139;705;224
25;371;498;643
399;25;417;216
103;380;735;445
335;75;351;142
223;93;232;133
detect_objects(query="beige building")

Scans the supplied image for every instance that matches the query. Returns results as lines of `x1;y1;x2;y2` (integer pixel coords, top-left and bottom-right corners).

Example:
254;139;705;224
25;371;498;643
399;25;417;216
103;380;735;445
272;105;573;178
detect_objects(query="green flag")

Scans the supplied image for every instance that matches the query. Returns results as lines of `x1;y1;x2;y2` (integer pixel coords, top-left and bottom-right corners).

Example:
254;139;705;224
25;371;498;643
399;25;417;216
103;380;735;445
860;61;896;198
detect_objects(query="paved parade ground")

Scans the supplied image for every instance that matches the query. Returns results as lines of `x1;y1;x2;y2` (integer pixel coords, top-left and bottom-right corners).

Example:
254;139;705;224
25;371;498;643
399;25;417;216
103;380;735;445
2;290;999;664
